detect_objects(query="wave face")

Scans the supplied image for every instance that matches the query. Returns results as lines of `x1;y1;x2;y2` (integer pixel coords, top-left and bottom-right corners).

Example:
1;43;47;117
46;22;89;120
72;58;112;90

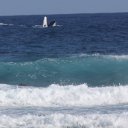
0;55;128;86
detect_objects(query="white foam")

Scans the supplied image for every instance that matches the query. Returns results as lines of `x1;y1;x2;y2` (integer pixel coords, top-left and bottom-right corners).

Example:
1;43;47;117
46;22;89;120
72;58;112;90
32;24;62;29
0;23;13;26
70;54;128;60
32;25;43;28
0;113;128;128
0;23;8;26
0;84;128;107
106;55;128;60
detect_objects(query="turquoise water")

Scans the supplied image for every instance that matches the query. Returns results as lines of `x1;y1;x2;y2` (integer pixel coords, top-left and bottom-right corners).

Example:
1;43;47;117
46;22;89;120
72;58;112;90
0;55;128;86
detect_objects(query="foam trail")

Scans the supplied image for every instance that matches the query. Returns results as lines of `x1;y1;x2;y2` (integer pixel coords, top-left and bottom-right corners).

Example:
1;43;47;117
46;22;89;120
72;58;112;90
0;84;128;107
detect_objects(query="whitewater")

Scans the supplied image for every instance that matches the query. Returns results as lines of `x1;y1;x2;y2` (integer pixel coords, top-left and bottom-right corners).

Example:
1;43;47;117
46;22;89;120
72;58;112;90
0;83;128;107
0;84;128;127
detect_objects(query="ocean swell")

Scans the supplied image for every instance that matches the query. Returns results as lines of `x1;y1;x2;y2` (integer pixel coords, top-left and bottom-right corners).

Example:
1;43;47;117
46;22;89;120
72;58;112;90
0;55;128;86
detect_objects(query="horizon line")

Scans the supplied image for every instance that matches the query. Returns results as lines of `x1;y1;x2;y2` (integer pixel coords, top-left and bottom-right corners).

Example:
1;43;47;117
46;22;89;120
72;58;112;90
0;11;128;17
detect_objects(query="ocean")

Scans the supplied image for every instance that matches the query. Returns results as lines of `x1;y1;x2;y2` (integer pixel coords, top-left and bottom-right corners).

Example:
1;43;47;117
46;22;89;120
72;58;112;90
0;13;128;127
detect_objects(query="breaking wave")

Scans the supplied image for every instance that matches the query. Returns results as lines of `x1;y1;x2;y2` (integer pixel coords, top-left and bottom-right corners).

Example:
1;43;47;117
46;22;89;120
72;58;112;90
0;84;128;107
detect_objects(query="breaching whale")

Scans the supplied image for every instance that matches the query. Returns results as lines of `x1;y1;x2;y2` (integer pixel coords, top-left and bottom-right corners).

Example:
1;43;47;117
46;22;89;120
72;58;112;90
43;16;56;28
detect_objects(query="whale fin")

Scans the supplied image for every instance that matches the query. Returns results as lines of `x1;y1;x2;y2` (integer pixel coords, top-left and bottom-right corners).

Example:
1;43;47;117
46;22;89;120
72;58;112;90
43;16;48;28
48;20;56;27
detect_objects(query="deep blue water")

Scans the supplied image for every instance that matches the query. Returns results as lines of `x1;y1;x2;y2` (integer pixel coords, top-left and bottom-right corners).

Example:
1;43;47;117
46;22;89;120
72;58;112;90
0;13;128;86
0;13;128;60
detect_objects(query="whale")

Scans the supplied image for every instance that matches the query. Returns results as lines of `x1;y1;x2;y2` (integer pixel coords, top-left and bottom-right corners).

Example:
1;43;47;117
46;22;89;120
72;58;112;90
43;16;56;28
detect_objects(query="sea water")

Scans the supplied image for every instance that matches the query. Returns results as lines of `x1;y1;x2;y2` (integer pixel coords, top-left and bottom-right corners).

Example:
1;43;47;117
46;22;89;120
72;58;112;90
0;13;128;127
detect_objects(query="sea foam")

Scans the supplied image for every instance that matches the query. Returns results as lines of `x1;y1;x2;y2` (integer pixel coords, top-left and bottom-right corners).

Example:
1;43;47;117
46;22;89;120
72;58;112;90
0;113;128;128
0;84;128;107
